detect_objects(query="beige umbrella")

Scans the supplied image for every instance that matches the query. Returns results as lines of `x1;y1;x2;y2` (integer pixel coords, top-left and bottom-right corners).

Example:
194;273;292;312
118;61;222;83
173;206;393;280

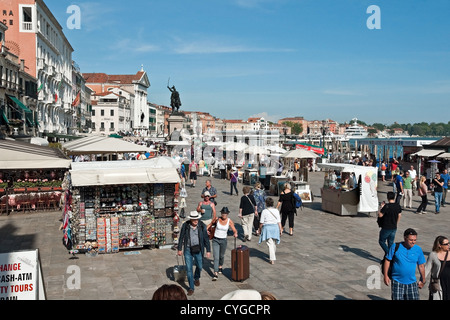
280;148;318;159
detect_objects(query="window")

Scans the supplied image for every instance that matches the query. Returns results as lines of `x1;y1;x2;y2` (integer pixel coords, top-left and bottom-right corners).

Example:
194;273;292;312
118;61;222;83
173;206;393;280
20;5;35;32
110;122;114;129
110;109;114;116
92;109;95;116
100;109;104;116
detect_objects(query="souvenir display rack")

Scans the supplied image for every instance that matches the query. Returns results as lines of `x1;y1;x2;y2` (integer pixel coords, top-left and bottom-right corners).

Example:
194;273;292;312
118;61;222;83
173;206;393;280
67;182;180;253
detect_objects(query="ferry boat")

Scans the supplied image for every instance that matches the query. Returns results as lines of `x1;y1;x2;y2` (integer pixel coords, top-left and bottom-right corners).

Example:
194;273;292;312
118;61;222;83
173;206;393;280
345;118;368;139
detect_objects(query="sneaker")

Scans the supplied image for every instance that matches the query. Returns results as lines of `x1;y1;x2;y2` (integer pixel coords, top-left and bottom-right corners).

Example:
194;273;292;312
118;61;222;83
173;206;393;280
187;289;194;296
422;211;427;214
218;267;223;274
212;273;218;281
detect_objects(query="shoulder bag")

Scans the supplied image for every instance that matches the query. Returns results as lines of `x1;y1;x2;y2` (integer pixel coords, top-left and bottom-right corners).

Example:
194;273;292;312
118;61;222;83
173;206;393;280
430;251;448;293
207;218;218;240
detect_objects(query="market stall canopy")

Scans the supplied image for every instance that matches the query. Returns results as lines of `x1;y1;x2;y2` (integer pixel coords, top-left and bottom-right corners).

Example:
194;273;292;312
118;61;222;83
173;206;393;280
62;135;149;155
145;156;181;168
0;139;71;169
267;145;287;153
280;148;318;159
437;153;450;159
30;137;49;147
412;149;445;157
70;161;181;187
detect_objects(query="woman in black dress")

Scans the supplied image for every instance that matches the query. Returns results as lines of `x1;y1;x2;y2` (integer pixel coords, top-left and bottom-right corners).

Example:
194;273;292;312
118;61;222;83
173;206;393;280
276;183;296;236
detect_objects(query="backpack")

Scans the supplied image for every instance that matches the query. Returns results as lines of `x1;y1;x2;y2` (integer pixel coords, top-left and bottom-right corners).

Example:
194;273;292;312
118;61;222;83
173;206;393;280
293;192;303;209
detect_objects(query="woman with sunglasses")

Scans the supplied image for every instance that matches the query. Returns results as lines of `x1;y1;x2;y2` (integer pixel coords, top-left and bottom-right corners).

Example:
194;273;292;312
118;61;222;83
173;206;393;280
425;236;450;300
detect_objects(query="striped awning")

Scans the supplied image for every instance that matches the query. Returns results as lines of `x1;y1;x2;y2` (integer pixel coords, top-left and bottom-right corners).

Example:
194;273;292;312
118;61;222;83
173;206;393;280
6;95;32;113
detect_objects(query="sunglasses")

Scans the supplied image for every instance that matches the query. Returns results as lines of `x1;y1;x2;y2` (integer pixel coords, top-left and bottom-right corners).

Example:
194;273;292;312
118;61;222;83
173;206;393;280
442;243;449;246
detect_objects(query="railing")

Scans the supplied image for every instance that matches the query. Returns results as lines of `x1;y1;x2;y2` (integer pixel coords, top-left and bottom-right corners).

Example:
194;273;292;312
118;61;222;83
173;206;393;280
22;22;33;31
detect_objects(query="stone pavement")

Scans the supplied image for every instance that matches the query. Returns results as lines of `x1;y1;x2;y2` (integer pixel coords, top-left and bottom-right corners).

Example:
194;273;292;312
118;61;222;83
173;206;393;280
0;170;448;300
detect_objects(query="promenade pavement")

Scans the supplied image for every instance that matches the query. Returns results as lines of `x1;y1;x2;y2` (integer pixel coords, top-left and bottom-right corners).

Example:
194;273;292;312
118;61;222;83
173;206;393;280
0;169;448;300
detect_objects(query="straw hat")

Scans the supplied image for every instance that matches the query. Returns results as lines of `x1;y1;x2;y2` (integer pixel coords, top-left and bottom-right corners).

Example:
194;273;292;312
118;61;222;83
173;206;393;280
187;211;201;220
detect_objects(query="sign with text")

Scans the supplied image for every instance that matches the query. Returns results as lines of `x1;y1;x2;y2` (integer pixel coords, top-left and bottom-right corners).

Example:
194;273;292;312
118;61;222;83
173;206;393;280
0;249;45;300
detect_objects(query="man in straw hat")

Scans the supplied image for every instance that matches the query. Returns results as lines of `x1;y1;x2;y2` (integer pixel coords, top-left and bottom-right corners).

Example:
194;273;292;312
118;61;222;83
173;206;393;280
177;211;211;296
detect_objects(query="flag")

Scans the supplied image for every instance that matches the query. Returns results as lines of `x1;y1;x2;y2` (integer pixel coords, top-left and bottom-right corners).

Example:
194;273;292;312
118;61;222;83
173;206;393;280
72;91;81;107
37;83;44;92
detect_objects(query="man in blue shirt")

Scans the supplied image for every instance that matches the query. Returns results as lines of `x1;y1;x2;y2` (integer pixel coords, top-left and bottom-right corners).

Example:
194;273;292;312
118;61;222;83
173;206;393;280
383;228;426;300
394;172;404;206
441;169;449;207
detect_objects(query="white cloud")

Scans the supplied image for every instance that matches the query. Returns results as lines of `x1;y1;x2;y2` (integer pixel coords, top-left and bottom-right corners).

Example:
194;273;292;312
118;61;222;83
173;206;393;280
171;36;294;55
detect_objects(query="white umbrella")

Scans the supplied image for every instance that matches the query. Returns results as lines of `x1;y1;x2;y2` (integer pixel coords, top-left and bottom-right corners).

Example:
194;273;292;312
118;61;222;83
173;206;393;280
223;142;248;152
246;145;269;154
146;156;181;168
280;148;318;159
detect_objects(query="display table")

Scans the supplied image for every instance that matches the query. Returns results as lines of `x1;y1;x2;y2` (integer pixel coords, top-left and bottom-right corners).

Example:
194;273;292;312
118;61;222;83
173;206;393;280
243;169;258;186
269;176;288;196
320;187;359;216
291;181;313;203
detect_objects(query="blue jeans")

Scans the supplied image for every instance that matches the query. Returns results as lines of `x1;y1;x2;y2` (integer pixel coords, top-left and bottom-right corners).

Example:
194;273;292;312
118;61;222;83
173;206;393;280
184;249;203;291
379;228;397;256
435;192;443;212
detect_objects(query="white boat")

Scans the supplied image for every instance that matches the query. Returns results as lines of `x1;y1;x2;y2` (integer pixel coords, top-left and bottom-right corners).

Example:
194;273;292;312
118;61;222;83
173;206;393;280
345;118;368;139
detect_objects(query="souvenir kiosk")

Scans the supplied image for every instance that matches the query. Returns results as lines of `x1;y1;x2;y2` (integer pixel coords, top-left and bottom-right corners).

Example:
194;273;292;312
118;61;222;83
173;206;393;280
63;160;181;254
317;163;378;216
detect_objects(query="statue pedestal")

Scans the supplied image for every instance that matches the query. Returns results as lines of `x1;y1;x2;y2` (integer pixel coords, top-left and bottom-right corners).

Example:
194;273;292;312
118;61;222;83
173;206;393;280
168;113;185;134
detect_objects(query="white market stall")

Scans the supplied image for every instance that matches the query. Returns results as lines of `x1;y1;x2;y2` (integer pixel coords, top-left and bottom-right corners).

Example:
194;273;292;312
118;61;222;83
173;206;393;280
63;160;181;254
62;135;150;160
317;163;379;216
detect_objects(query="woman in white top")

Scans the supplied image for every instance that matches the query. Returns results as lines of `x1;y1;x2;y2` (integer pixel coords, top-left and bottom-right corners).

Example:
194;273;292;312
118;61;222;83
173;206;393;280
208;207;238;280
258;197;282;264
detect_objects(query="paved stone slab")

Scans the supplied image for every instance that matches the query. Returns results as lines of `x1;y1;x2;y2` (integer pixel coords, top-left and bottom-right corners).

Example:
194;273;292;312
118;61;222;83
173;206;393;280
0;170;448;300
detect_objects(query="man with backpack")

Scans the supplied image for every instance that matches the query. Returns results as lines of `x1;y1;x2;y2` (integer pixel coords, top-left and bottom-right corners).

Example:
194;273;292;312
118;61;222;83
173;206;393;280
383;228;426;300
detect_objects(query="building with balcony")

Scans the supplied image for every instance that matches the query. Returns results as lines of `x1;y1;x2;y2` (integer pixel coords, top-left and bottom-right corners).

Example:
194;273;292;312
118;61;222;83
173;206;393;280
0;0;77;138
0;20;38;137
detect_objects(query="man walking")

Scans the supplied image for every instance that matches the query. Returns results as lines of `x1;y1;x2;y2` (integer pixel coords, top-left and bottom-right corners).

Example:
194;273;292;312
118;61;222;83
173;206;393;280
441;169;449;207
188;159;198;187
432;172;444;214
177;211;211;296
383;228;426;300
394;171;404;206
201;179;217;205
378;192;402;257
402;171;413;209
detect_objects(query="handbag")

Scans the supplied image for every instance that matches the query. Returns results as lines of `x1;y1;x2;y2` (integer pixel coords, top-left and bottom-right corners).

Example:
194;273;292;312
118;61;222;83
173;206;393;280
207;219;217;240
430;251;448;293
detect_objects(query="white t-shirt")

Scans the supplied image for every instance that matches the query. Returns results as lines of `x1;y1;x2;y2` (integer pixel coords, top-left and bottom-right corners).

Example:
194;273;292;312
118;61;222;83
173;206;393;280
260;207;281;225
408;169;417;180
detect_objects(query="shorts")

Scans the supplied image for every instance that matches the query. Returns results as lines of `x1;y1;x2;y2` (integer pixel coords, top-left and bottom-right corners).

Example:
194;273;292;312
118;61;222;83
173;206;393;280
189;172;197;180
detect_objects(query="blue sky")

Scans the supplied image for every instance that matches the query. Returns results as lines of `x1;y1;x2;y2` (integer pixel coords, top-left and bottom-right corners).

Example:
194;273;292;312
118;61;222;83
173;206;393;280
46;0;450;125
